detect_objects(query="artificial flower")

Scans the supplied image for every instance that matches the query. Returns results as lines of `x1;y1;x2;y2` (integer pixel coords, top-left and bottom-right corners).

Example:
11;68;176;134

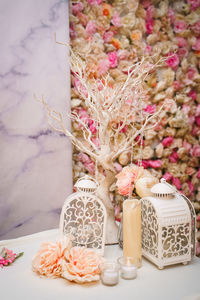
188;0;200;11
173;20;187;33
0;248;23;268
111;12;121;27
72;2;84;15
191;145;200;157
162;136;174;147
103;31;114;43
78;152;95;174
62;247;102;282
98;58;110;76
108;51;118;68
166;53;179;69
32;238;71;277
86;20;97;36
172;177;182;190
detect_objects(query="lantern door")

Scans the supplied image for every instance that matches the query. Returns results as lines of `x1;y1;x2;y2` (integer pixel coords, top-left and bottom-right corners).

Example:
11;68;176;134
59;192;107;255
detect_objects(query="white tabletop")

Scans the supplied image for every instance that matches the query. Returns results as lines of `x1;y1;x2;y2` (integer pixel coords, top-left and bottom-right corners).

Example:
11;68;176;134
0;229;200;300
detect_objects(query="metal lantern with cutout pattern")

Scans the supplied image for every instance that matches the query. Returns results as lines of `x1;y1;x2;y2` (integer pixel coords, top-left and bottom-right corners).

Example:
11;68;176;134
141;178;196;269
59;176;107;255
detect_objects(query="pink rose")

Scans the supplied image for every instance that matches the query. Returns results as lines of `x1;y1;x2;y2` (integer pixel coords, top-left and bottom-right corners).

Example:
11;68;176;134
196;241;200;256
181;104;190;115
89;123;97;134
72;2;84;15
78;152;91;164
103;31;114;43
162;136;174;147
196;104;200;116
172;177;181;190
87;0;102;5
146;45;152;54
197;169;200;179
78;152;95;174
146;18;154;34
147;160;162;168
137;160;149;169
173;20;187;33
70;22;76;39
187;181;194;194
195;116;200;126
146;5;155;19
166;53;179;69
187;67;197;80
188;89;197;100
98;59;110;76
144;104;156;114
183;140;192;152
136;135;145;146
189;116;195;125
86;21;97;35
192;38;200;51
191;145;200;157
191;20;200;34
177;47;188;59
72;76;88;97
188;0;200;10
168;8;175;24
142;0;151;9
163;172;173;181
176;37;187;48
111;12;121;27
119;122;128;133
117;177;134;196
169;151;179;163
192;125;200;136
173;81;182;91
108;51;118;68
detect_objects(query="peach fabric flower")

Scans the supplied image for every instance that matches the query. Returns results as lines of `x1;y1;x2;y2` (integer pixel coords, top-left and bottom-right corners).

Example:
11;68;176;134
32;238;71;278
62;247;102;282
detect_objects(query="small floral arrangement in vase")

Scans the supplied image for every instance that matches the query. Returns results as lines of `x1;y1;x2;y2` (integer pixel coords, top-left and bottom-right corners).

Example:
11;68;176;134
116;164;158;199
115;164;158;247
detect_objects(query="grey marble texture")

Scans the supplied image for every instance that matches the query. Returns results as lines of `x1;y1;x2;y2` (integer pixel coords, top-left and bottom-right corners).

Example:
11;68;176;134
0;0;72;239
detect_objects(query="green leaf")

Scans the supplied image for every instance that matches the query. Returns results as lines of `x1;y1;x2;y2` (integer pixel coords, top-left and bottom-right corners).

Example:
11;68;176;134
14;252;24;261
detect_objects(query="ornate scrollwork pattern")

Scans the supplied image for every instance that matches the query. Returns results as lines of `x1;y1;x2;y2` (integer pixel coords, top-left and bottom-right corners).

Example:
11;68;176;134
63;194;105;250
162;223;190;258
142;199;158;257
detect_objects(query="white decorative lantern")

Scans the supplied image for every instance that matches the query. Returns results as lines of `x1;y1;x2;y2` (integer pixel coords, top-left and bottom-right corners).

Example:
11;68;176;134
59;176;107;255
141;178;196;269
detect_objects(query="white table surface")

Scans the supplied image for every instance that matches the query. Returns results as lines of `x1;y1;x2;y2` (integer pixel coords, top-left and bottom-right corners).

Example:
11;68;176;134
0;229;200;300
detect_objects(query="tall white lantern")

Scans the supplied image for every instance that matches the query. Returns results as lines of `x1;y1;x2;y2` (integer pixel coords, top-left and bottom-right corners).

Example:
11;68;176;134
59;176;107;255
141;178;196;269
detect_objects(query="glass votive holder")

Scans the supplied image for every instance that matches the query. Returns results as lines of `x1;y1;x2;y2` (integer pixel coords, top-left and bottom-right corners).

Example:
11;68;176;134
100;261;120;286
118;257;137;280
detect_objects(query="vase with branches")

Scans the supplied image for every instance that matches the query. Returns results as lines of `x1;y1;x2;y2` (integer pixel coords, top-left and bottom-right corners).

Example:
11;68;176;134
36;46;166;244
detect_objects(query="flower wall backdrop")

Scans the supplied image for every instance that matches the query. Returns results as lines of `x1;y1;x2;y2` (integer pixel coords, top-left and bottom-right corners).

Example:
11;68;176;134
69;0;200;252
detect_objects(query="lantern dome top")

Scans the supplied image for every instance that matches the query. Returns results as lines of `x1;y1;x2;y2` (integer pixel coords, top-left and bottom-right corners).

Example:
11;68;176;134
74;176;97;193
151;178;175;198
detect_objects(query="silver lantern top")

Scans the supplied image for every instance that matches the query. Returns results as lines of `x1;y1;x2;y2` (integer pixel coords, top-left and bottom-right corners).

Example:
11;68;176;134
74;175;98;193
151;178;175;199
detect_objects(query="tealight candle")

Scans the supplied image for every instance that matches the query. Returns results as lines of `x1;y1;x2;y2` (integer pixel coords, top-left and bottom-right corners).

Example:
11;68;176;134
118;257;137;280
100;262;119;286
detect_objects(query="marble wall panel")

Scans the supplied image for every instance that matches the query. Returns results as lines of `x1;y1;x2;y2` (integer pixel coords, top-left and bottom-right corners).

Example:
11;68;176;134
0;0;72;239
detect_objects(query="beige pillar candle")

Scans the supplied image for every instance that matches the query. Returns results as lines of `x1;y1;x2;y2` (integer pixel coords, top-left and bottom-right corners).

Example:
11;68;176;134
123;199;142;268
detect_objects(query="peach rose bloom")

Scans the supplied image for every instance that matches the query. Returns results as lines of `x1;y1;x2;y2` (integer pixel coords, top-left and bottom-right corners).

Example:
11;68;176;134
32;238;71;278
62;247;102;282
